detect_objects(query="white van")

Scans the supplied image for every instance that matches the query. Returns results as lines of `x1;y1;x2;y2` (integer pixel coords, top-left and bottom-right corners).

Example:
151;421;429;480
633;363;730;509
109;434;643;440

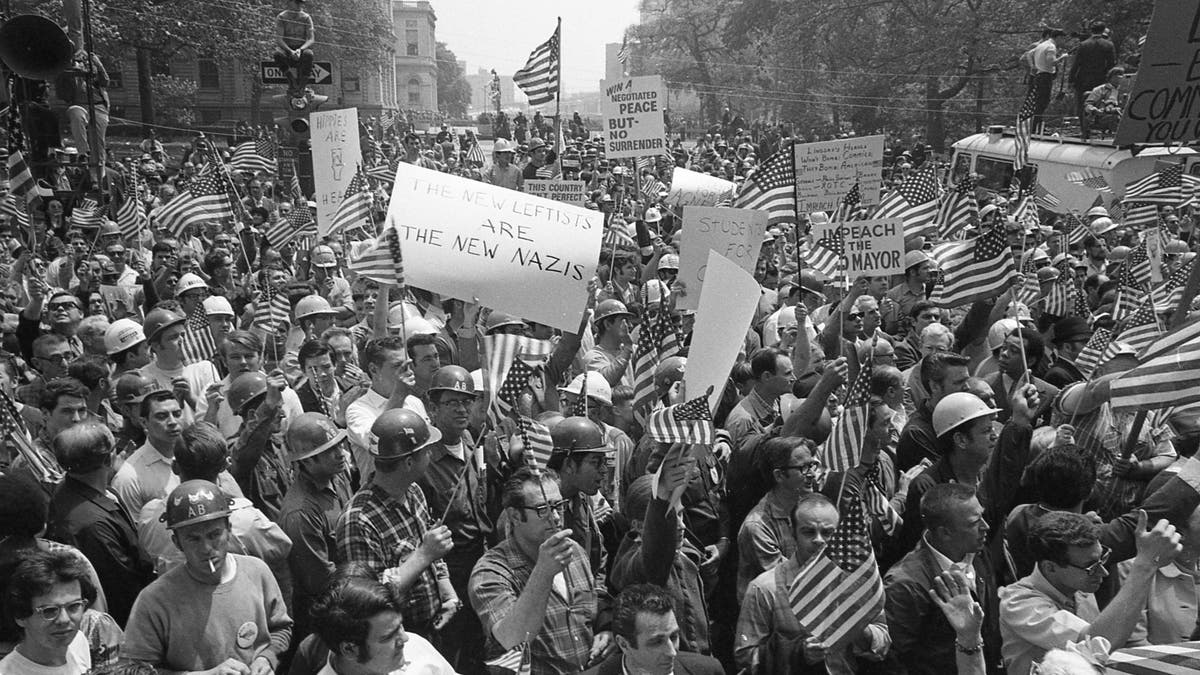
949;128;1200;215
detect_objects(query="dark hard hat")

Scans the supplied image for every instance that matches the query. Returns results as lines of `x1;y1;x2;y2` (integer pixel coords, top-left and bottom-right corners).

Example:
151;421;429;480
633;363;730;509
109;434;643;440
550;416;608;454
162;480;233;530
593;299;634;325
142;307;186;343
227;371;269;414
484;311;527;334
370;408;442;460
285;412;347;463
427;365;477;397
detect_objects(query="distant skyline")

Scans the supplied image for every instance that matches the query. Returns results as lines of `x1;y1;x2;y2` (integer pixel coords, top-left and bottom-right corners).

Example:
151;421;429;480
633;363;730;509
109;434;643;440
430;0;641;96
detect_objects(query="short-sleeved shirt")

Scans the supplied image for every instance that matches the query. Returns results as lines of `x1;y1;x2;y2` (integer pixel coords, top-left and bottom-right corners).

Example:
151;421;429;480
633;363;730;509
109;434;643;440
998;566;1100;675
468;538;597;675
345;388;430;481
0;630;90;674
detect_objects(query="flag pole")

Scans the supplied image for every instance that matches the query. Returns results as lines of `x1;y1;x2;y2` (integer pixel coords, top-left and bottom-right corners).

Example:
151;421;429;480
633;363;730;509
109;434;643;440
554;16;563;159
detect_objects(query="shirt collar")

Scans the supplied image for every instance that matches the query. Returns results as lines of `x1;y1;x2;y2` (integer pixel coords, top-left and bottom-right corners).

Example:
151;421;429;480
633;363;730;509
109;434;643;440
1028;564;1080;611
924;534;976;573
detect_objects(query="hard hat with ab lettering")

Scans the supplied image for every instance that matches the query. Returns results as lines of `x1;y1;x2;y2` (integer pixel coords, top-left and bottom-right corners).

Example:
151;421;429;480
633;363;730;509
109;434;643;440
162;480;233;530
427;365;477;397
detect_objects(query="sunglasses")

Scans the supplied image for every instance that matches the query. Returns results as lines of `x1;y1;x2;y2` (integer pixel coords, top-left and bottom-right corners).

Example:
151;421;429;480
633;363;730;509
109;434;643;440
1064;545;1111;576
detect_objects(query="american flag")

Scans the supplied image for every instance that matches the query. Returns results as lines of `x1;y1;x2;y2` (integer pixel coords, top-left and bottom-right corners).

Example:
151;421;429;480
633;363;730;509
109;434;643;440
836;182;862;223
494;357;540;420
1155;258;1194;312
645;389;714;445
0;388;57;485
1115;241;1152;294
1116;299;1162;354
1014;255;1041;308
1110;317;1200;412
602;225;636;250
1065;214;1090;246
367;160;398;185
732;145;797;226
1066;169;1112;194
1108;199;1126;223
70;204;102;229
934;175;978;240
929;226;1016;308
151;171;235;237
862;461;901;535
534;163;560;179
1075;327;1113;379
640;174;666;202
513;25;560;106
5;98;36;202
325;170;372;238
229;137;277;175
266;202;317;249
1124;163;1184;205
874;165;940;244
820;353;874;473
807;223;845;279
252;283;291;331
180;303;217;365
347;222;404;285
481;334;554;416
1014;87;1036;170
631;304;681;418
515;415;553;470
1122;202;1158;229
617;36;631;65
380;109;398;131
1043;258;1082;317
115;176;147;242
787;477;885;650
1034;183;1061;209
465;143;486;166
0;194;30;232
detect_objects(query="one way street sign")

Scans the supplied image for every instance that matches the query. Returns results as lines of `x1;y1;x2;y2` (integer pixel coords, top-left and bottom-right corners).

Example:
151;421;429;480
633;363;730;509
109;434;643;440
261;61;333;85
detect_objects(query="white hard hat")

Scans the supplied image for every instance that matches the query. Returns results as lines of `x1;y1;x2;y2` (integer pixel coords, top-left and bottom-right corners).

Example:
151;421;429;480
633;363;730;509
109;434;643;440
557;371;613;407
493;138;516;153
398;316;438;341
1085;205;1109;219
1090;216;1117;235
294;294;336;321
202;295;235;317
933;392;1001;437
387;301;423;330
175;273;207;296
104;318;146;355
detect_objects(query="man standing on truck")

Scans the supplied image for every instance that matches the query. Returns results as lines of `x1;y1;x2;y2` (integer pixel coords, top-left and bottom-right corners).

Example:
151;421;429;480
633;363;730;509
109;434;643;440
1070;22;1117;140
1023;28;1070;133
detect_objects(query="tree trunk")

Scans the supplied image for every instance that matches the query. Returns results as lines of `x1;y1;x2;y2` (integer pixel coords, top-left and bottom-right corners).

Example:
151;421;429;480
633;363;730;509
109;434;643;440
136;46;155;128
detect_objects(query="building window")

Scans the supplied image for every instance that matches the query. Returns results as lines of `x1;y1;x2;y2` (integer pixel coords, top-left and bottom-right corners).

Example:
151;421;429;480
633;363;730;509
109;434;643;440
343;75;360;92
198;58;220;90
406;29;419;56
406;20;417;27
408;77;421;106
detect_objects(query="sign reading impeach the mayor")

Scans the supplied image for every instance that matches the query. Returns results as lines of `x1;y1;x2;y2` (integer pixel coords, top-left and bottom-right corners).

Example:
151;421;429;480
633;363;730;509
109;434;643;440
388;163;602;332
793;136;884;212
601;75;667;160
810;218;905;277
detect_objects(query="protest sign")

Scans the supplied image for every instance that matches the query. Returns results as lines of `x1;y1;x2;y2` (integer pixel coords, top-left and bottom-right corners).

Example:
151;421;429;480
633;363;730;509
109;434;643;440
600;75;667;160
666;167;737;208
685;251;760;414
677;206;768;311
793;136;885;212
810;218;905;277
524;180;587;206
1116;2;1200;144
310;108;363;237
388;163;603;332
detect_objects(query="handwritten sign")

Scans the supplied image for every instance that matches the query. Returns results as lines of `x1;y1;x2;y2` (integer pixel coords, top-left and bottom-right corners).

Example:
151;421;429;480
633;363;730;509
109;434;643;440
810;218;905;277
310;108;363;237
524;180;587;206
388;163;602;332
685;251;761;415
600;75;667;160
666;167;737;208
793;136;884;212
677;206;768;311
1116;1;1200;144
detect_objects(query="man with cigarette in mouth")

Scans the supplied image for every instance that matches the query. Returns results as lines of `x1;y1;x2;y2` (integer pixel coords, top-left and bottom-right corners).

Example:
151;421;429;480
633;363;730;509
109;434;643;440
121;479;293;675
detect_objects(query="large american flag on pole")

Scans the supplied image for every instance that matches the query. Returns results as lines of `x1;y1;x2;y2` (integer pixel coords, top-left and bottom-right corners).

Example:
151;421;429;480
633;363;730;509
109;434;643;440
1110;318;1200;412
732;144;797;226
265;203;317;249
324;169;372;238
929;226;1016;308
5;94;37;203
820;354;874;474
229;137;277;175
513;25;560;106
1014;87;1036;171
934;175;978;241
806;222;845;279
873;165;939;244
630;304;681;418
1124;163;1184;205
347;222;404;285
151;171;235;237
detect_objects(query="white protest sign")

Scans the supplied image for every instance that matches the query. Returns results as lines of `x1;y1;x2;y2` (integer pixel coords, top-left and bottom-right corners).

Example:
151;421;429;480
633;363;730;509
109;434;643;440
810;218;905;277
685;251;761;415
524;180;587;206
1146;228;1163;283
388;163;602;332
310;108;363;237
677;206;768;311
666;167;737;208
1116;2;1200;144
601;75;668;160
793;135;884;212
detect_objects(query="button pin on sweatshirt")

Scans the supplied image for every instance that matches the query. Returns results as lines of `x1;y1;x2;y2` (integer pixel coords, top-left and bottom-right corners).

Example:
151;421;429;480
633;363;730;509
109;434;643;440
237;622;258;649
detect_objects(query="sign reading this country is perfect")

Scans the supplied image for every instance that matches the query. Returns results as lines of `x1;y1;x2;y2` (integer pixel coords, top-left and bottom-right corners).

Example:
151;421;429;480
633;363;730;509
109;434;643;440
388;163;602;332
811;218;905;277
793;136;884;212
677;206;768;311
311;107;363;237
600;75;667;160
524;180;587;206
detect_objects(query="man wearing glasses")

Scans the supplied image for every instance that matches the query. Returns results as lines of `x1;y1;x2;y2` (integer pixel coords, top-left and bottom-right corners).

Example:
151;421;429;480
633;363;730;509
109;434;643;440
999;511;1181;675
19;288;83;366
0;550;97;674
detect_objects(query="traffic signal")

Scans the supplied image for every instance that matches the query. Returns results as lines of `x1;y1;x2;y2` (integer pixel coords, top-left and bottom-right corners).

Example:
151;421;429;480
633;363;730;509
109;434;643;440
273;88;328;198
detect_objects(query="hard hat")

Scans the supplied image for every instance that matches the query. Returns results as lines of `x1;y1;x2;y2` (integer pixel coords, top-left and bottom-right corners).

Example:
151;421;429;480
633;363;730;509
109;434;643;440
285;412;347;463
1109;245;1130;262
295;294;336;321
427;365;477;397
644;207;662;223
528;138;547;151
798;270;826;298
142;307;186;343
175;273;208;296
933;392;1001;437
114;372;161;405
1085;206;1109;219
105;318;146;355
1030;248;1050;262
493;138;515;154
558;371;613;406
310;245;338;268
986;318;1020;351
593;299;633;325
394;315;438;342
99;221;121;237
1090;217;1117;235
484;311;528;334
1165;240;1189;255
653;356;686;390
1036;266;1060;283
386;301;424;330
979;204;999;220
658;253;680;270
1006;302;1033;322
809;212;830;225
162;480;233;530
202;295;235;317
369;408;442;460
227;371;269;414
550;416;609;454
904;250;932;270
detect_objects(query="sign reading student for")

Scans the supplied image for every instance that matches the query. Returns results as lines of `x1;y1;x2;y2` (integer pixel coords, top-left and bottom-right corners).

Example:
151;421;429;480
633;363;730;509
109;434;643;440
524;180;587;206
793;136;885;212
600;75;667;160
666;167;737;208
310;108;363;236
677;206;768;311
1116;1;1200;144
811;218;905;278
388;163;603;332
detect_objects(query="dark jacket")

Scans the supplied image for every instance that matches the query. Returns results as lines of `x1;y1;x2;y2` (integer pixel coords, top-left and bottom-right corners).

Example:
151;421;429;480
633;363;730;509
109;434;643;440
1069;36;1117;91
983;372;1059;426
582;651;724;675
1042;355;1085;389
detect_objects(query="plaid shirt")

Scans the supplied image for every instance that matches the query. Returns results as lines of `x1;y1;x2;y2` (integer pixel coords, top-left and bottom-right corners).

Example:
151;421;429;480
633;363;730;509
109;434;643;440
468;538;597;675
335;483;449;630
